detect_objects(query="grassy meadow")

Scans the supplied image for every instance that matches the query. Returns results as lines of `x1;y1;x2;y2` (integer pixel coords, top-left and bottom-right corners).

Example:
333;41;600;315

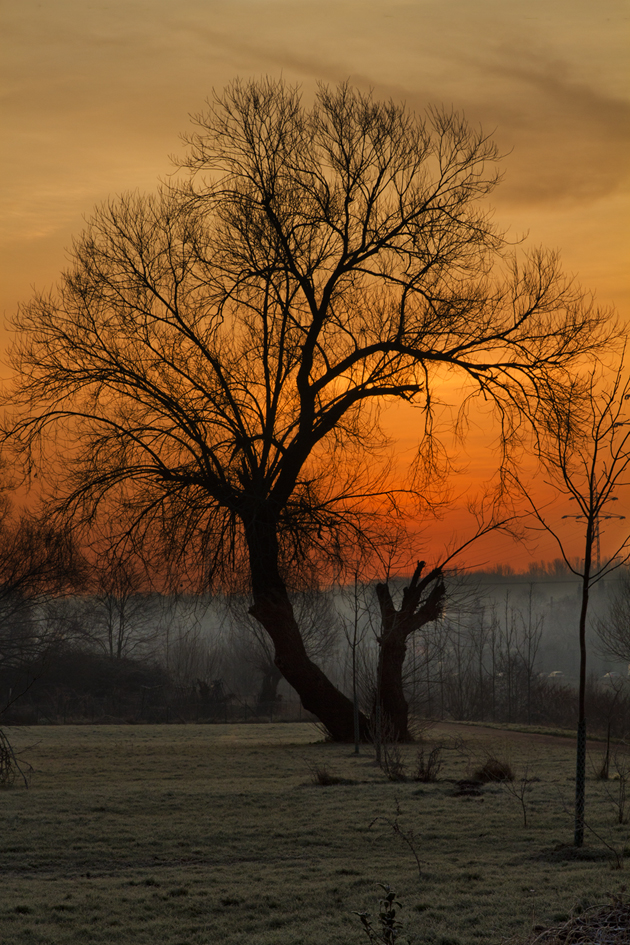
1;722;628;945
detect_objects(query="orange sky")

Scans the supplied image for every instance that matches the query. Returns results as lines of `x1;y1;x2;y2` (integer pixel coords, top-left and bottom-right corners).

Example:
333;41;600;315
1;0;629;570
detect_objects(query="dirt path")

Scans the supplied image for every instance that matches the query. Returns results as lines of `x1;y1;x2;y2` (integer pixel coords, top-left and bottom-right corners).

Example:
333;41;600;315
431;719;608;750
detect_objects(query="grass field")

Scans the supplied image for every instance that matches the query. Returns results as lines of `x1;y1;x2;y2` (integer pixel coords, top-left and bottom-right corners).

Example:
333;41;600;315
1;722;628;944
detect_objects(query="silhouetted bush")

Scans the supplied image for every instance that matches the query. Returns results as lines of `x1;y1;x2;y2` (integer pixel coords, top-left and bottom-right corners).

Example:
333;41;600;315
474;757;514;782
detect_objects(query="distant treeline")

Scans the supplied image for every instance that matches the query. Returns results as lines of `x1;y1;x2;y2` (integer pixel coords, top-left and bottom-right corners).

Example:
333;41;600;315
2;562;629;738
1;644;315;726
2;638;628;739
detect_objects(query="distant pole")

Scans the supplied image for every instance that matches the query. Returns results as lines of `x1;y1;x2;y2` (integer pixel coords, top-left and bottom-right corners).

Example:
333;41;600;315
563;496;624;573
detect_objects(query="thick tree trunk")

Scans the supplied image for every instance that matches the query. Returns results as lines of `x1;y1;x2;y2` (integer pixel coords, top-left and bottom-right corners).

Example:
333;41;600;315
375;562;445;742
245;514;369;742
377;629;412;741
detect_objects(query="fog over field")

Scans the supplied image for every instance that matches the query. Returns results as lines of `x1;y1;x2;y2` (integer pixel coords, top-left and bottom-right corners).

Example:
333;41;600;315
3;564;628;731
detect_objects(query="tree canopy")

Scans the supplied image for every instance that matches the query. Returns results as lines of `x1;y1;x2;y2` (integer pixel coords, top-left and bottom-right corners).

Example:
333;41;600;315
3;79;616;739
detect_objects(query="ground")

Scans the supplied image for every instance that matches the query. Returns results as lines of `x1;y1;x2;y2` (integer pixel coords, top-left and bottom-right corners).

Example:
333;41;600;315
0;722;627;944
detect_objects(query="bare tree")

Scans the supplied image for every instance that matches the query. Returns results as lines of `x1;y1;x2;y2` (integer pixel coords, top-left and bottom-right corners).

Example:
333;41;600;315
516;359;630;846
596;568;630;665
0;504;81;678
338;572;375;753
79;548;163;662
2;79;614;740
0;491;83;727
514;585;544;725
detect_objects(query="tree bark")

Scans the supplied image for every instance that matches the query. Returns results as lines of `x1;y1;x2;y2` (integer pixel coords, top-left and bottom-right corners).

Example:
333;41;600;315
245;513;370;742
375;562;445;741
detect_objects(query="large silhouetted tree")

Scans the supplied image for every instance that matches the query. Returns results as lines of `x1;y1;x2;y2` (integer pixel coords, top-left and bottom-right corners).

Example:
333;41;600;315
229;587;339;706
2;79;615;740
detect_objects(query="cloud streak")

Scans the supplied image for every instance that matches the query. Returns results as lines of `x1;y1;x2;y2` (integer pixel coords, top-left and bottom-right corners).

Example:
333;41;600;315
1;0;627;317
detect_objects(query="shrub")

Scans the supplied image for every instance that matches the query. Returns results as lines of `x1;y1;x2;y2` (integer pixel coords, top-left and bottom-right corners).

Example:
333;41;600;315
381;742;407;782
474;756;514;782
309;765;346;786
414;745;443;782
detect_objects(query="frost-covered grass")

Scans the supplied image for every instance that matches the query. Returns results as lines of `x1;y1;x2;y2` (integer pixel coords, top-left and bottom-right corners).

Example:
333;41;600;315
0;722;627;944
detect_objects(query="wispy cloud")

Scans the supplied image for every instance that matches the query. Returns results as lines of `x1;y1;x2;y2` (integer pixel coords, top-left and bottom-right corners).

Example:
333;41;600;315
458;49;630;206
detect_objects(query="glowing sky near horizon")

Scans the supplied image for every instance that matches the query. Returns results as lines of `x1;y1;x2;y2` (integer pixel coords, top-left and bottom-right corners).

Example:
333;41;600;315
1;0;628;569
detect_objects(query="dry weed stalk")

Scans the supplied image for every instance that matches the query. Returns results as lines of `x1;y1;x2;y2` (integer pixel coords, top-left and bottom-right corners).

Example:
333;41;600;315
369;798;422;878
501;764;537;827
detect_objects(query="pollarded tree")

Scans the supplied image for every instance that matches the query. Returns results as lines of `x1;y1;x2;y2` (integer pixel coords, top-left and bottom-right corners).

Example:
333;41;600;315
375;561;445;741
3;79;615;740
373;505;517;740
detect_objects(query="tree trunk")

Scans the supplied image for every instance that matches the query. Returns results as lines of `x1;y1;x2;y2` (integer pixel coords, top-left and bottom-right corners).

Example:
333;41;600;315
575;562;590;847
245;514;369;742
377;627;412;740
375;562;445;742
258;663;282;704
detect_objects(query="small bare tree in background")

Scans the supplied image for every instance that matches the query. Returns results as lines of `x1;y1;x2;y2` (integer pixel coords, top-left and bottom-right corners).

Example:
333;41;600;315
338;572;374;754
0;499;82;715
79;550;163;662
0;485;82;769
596;567;630;666
516;357;630;847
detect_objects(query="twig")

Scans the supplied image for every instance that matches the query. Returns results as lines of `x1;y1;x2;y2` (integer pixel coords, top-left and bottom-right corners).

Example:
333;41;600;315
370;797;422;877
